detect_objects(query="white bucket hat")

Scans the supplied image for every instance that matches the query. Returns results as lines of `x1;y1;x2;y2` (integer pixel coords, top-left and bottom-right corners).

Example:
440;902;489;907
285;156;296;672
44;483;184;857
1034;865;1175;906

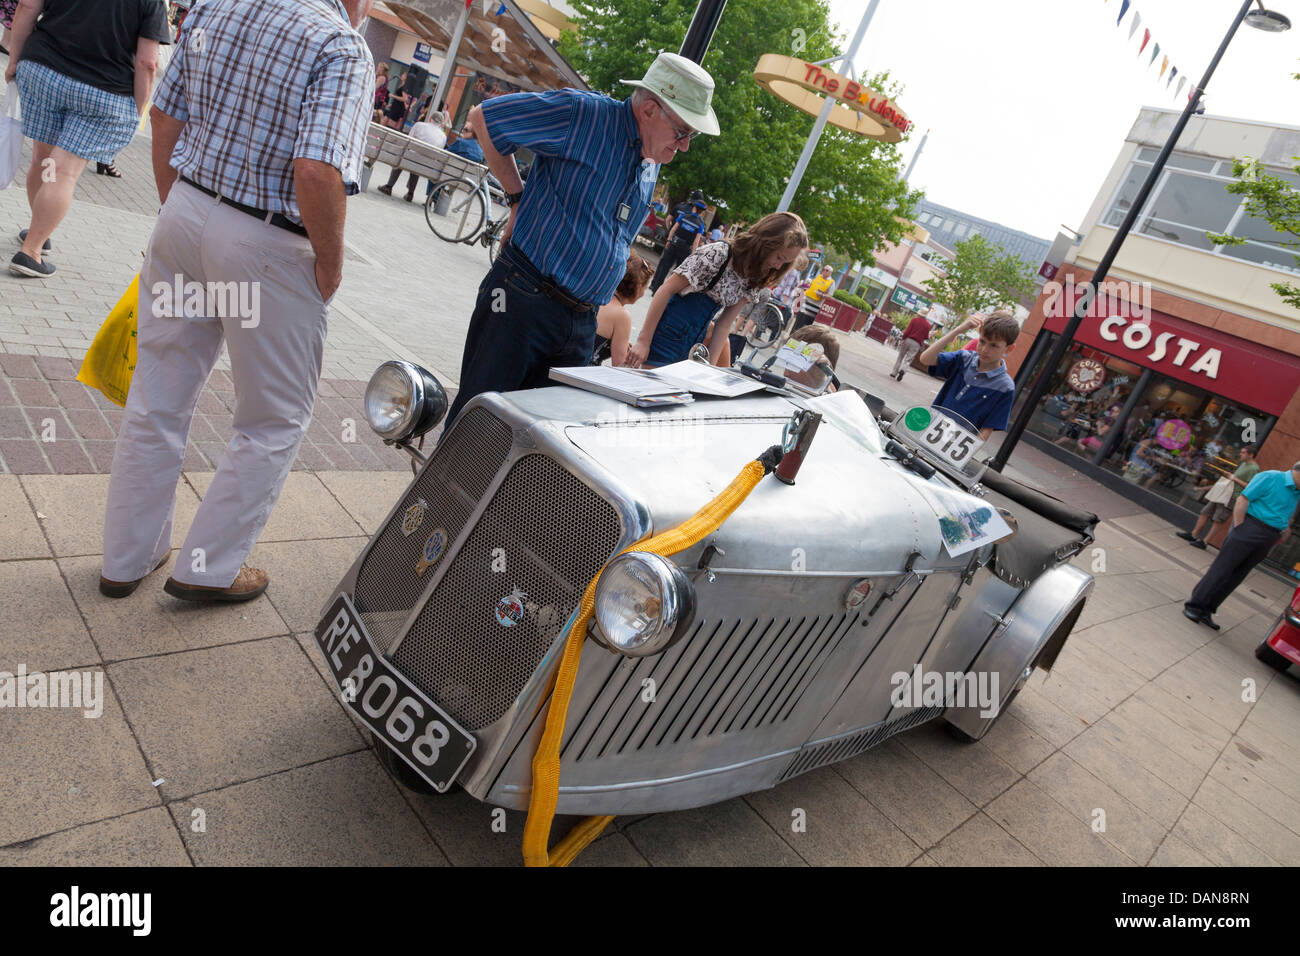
621;52;720;136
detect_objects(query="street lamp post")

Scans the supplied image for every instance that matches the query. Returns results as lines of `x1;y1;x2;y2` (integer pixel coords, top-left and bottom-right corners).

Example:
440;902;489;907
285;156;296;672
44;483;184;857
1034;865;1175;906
679;0;729;64
990;0;1291;473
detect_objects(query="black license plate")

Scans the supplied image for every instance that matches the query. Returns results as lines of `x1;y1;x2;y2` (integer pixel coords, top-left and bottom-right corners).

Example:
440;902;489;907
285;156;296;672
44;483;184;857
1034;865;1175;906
315;593;475;792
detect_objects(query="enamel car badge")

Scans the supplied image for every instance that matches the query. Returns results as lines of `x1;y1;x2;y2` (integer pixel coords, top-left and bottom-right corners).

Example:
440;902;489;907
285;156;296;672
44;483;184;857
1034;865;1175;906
495;586;527;628
415;527;449;576
401;498;429;537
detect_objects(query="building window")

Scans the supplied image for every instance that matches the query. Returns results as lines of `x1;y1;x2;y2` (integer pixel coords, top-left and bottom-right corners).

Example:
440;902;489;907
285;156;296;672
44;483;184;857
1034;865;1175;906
953;223;968;238
1103;150;1300;274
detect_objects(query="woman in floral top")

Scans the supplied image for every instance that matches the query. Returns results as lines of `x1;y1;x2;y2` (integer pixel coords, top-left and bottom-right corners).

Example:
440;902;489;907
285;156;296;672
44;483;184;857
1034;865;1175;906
629;211;809;368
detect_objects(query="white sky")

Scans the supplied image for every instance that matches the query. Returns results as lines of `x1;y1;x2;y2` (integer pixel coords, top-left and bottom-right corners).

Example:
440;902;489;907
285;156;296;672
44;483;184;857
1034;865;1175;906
824;0;1300;241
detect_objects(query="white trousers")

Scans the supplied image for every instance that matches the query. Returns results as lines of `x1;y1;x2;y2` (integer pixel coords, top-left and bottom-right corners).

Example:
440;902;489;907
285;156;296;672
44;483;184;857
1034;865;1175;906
102;181;331;587
892;338;921;377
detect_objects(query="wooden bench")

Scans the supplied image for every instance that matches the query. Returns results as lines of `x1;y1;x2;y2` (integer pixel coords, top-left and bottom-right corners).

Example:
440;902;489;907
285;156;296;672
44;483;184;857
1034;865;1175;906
362;123;490;191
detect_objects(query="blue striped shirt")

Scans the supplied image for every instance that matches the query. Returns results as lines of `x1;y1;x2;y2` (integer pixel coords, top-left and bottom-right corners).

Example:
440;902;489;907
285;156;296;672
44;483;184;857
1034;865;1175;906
481;90;658;305
152;0;373;225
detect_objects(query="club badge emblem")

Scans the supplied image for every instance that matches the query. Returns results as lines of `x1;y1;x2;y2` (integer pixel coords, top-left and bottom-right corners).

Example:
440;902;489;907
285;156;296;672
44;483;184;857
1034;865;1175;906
415;527;448;576
401;498;429;537
495;586;527;628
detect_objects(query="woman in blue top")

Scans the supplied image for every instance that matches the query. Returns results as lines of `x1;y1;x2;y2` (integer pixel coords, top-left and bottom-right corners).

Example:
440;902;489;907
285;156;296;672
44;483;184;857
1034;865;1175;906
628;211;808;368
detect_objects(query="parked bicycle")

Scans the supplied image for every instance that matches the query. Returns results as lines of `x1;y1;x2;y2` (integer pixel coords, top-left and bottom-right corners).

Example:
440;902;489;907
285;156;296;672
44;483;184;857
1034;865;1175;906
424;168;509;262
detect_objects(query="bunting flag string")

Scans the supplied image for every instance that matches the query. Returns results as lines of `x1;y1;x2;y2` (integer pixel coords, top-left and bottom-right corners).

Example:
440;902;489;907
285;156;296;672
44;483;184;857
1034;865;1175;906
1106;1;1184;100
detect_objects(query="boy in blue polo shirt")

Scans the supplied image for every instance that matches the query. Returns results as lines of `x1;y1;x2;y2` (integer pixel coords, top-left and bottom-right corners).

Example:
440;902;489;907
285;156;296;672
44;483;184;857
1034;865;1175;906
918;310;1019;441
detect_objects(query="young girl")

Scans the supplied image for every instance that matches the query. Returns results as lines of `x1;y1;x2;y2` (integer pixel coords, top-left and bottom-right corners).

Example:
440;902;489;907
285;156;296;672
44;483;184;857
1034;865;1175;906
592;255;653;366
628;212;809;368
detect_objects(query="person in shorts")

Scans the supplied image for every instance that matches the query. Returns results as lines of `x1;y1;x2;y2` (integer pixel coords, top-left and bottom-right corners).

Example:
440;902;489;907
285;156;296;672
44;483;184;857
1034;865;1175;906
1177;444;1260;549
5;0;171;277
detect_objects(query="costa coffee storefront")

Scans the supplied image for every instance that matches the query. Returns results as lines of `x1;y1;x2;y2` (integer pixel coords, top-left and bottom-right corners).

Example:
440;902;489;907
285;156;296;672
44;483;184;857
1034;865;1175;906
1009;266;1300;579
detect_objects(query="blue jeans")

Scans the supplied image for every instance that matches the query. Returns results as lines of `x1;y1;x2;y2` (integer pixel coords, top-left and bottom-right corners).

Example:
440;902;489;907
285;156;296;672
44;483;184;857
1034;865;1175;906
445;243;598;426
645;290;720;366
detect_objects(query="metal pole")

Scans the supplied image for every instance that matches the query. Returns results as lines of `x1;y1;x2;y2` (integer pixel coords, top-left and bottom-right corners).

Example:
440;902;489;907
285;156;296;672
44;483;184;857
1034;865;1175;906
990;0;1256;472
431;2;472;112
902;128;928;183
679;0;729;64
776;0;880;212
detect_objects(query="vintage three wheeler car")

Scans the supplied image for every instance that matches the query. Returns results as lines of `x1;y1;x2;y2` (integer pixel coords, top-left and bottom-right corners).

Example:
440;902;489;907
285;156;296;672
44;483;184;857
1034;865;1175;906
312;341;1098;862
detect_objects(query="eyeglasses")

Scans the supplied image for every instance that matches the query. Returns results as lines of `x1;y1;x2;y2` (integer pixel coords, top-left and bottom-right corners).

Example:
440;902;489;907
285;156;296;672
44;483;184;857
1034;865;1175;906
655;101;700;144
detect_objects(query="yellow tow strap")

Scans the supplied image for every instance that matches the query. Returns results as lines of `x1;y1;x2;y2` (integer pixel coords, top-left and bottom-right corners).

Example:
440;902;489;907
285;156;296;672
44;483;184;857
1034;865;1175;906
522;456;773;867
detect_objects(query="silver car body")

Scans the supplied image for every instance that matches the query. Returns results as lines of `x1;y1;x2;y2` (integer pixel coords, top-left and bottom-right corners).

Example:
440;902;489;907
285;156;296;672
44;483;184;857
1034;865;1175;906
318;386;1094;814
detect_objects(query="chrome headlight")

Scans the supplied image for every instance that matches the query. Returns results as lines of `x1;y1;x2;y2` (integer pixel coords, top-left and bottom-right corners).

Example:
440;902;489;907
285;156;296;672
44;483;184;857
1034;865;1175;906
589;552;696;657
364;360;447;442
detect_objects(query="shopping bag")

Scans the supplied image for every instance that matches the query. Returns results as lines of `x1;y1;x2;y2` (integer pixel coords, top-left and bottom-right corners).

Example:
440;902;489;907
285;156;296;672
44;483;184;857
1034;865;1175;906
0;86;22;190
77;275;140;407
1203;475;1234;505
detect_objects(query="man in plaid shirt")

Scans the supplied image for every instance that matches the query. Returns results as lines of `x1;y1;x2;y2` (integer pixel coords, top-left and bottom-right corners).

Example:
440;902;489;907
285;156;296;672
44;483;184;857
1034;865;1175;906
100;0;374;602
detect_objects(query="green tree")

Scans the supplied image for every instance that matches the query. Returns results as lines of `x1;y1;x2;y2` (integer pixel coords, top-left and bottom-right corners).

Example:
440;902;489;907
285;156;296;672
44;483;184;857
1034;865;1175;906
558;0;919;262
921;234;1037;321
1207;158;1300;310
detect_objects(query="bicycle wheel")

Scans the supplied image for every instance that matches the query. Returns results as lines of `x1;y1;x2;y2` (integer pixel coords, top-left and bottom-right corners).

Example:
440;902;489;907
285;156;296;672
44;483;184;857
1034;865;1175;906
486;221;505;263
425;178;485;242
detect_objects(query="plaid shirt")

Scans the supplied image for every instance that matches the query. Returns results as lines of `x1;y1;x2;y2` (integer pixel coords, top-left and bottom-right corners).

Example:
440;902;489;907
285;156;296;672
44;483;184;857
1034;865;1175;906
153;0;373;224
481;90;658;305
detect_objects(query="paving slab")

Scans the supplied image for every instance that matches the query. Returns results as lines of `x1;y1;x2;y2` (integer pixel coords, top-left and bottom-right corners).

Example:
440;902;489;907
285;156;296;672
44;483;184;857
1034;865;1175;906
1027;752;1167;864
1079;607;1208;680
108;637;364;801
896;722;1022;808
59;555;290;662
832;738;978;849
571;829;650;867
1205;748;1300;845
1148;832;1215;866
1152;643;1260;734
1062;725;1189;829
0;807;190;866
0;671;160;847
622;797;805;866
925;811;1044;867
0;558;100;672
1075;573;1177;630
984;778;1134;867
185;471;366;543
0;475;48;559
20;473;202;557
247;537;369;634
1175;794;1282;867
317;471;413;535
745;765;922;866
979;709;1057;776
168;752;447;866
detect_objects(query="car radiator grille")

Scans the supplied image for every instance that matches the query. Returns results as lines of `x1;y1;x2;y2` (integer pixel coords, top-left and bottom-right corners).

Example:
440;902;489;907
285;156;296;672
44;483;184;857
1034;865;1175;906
351;408;513;655
562;611;860;762
392;454;623;731
777;706;942;782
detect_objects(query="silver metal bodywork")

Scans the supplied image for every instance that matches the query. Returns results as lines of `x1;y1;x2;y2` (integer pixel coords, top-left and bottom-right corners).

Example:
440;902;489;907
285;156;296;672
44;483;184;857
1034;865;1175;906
319;386;1094;814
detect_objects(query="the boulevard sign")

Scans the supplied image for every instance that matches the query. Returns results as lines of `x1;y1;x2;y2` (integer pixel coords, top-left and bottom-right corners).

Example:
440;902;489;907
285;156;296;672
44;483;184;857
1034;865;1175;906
753;54;911;143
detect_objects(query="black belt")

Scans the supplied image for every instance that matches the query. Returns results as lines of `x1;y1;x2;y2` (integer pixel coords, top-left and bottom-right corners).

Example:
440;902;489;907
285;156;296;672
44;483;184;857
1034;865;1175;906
504;243;594;313
180;176;308;237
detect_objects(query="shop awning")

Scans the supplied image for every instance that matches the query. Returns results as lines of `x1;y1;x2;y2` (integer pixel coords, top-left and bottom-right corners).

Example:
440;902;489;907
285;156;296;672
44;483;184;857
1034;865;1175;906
380;0;587;92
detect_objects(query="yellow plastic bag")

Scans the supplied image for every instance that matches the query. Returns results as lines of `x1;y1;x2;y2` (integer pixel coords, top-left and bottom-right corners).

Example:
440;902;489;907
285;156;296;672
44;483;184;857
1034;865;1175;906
77;274;140;407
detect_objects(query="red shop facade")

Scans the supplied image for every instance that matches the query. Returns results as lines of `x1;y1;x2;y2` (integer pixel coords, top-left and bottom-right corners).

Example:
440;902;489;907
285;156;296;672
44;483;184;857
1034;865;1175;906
1008;265;1300;579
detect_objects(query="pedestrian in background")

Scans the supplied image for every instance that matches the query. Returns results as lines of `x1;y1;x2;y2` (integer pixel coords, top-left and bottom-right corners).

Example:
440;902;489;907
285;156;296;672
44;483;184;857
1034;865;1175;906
5;0;171;277
794;264;834;331
1178;444;1260;550
99;0;374;602
649;190;707;293
443;51;719;426
892;310;932;380
1;0;17;54
1184;463;1300;629
378;108;446;201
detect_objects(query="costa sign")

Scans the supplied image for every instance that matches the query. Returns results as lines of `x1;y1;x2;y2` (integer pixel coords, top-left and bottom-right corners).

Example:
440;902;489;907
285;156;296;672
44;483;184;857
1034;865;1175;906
753;54;911;142
1097;315;1222;378
1067;358;1106;393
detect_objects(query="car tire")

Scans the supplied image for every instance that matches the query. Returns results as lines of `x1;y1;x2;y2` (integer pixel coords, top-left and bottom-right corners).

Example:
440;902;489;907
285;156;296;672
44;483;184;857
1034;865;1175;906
1254;639;1292;672
370;733;439;795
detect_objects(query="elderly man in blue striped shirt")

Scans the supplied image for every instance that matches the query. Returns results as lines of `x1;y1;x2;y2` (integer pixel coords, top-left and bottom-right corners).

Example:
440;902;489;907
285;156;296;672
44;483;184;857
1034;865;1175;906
444;52;720;426
100;0;375;603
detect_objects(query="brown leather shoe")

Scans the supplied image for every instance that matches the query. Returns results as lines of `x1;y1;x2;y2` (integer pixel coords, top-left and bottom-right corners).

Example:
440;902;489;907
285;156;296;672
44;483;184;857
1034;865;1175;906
164;565;269;603
100;553;170;599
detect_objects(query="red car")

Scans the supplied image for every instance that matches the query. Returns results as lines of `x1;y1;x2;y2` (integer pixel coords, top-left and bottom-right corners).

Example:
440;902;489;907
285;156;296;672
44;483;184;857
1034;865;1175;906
1256;581;1300;673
